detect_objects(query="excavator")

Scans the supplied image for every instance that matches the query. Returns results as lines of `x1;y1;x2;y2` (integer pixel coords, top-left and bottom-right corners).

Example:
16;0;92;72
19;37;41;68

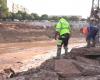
90;0;100;44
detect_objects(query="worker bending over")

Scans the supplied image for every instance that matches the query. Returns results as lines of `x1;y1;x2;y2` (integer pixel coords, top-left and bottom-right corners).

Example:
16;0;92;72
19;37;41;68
86;18;99;48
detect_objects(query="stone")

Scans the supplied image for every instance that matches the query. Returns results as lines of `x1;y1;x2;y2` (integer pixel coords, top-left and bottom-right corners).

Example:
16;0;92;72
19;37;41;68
75;56;100;66
70;47;100;57
54;59;81;77
73;60;100;76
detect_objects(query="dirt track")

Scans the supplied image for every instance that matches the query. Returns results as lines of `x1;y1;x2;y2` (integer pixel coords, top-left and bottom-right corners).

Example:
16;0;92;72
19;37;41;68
0;40;56;71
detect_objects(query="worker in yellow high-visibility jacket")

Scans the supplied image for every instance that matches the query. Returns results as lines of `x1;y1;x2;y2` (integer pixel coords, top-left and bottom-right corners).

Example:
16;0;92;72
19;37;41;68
55;18;71;58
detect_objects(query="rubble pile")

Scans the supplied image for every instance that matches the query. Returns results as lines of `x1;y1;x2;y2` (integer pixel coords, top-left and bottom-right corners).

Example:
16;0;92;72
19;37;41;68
0;47;100;80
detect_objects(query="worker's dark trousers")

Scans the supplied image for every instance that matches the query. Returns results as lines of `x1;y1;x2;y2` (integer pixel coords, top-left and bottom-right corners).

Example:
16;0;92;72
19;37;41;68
86;34;96;47
86;27;98;48
57;33;70;58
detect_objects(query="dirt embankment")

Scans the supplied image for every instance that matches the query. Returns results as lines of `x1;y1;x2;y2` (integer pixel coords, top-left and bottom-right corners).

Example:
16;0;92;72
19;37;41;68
0;23;55;43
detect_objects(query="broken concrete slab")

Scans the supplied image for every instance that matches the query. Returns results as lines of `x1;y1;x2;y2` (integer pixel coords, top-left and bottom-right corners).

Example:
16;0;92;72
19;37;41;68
39;59;55;71
73;60;100;76
75;56;100;66
70;47;100;58
54;59;81;77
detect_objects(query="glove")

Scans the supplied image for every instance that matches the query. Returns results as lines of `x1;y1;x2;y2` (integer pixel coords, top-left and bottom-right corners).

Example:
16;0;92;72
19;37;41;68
55;35;59;40
55;32;60;40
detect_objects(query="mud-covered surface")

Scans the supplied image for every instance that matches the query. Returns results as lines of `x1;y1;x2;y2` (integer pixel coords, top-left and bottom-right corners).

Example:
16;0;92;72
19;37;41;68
0;23;100;80
0;47;100;80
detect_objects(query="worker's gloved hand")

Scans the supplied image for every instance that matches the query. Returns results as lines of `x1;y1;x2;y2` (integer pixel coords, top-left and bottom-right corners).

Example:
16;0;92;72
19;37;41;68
55;35;59;40
55;32;60;40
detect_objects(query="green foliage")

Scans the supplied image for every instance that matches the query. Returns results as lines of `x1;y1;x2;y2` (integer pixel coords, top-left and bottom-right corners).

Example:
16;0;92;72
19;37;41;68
68;16;79;21
0;0;8;18
31;13;40;20
40;14;48;20
49;16;60;21
6;12;81;21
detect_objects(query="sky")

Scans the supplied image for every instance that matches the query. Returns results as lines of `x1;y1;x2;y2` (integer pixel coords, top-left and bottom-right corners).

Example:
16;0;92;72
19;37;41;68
7;0;92;18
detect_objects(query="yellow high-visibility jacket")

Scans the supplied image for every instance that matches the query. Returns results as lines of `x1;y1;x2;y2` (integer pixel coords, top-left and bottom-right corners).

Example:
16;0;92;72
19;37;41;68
56;18;71;36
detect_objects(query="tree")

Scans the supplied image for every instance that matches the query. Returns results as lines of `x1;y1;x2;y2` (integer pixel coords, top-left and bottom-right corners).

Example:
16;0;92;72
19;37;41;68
15;11;23;20
62;16;69;21
40;14;48;20
50;16;60;21
6;12;16;21
31;13;39;20
30;13;35;20
12;11;31;20
0;0;8;18
69;16;79;21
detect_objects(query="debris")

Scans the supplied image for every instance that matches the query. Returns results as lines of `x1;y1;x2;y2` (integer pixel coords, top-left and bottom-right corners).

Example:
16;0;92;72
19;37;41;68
7;47;100;80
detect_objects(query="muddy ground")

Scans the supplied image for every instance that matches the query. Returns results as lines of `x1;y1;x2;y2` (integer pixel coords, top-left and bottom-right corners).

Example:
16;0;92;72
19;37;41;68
0;23;85;69
0;23;90;80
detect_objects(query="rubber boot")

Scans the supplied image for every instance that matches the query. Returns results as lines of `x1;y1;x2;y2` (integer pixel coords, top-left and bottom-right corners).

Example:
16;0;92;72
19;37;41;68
86;40;91;48
91;40;96;47
56;46;61;59
64;47;68;55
